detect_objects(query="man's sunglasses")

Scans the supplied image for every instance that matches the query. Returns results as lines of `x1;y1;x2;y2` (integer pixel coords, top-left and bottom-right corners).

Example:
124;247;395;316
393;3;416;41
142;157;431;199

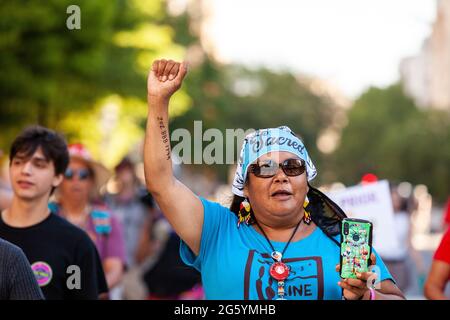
64;168;91;180
249;158;306;178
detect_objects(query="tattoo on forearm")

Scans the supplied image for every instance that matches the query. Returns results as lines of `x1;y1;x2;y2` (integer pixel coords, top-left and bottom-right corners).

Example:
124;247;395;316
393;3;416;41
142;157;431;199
157;116;171;160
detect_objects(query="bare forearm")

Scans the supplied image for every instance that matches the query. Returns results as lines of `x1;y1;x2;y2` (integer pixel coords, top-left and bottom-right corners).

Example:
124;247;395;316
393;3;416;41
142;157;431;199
104;261;124;289
424;283;449;300
368;280;406;300
424;261;450;300
144;95;174;192
143;59;203;254
135;218;154;264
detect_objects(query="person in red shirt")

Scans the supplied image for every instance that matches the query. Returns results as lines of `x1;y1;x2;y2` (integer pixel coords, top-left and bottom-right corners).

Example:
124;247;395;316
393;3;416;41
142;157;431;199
424;228;450;299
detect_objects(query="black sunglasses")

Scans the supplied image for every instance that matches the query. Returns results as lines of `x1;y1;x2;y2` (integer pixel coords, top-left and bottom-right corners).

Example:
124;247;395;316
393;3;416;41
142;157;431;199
64;168;91;180
249;158;306;178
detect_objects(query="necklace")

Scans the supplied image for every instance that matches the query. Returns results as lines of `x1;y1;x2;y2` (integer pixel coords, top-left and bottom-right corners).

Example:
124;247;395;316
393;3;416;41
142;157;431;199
254;217;303;300
61;204;91;230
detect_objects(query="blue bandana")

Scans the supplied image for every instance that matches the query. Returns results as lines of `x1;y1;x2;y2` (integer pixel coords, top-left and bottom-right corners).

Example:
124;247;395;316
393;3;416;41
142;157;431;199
231;126;317;197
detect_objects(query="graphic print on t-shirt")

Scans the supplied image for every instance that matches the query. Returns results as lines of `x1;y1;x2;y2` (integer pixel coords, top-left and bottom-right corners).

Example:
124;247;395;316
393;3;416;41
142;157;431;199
31;261;53;287
244;250;324;300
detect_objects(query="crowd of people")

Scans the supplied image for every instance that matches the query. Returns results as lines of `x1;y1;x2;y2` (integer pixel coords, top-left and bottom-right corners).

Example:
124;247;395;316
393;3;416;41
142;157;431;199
0;126;202;300
0;58;448;300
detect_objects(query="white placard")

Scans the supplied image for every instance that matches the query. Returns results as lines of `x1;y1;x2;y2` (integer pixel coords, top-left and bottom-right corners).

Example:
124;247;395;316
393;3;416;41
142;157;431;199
326;180;399;257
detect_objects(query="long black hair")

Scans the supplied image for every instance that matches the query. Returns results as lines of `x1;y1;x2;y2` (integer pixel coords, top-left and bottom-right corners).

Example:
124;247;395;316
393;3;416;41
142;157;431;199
230;183;346;246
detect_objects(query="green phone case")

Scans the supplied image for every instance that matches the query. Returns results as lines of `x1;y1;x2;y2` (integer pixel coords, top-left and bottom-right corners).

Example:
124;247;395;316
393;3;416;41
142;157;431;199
340;218;373;279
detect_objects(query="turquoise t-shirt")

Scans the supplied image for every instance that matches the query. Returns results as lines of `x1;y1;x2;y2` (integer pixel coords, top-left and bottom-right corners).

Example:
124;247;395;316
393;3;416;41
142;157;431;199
180;197;395;300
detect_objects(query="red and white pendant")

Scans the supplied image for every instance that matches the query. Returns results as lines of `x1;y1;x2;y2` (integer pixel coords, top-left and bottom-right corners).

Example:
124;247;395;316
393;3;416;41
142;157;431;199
269;261;290;281
269;251;290;299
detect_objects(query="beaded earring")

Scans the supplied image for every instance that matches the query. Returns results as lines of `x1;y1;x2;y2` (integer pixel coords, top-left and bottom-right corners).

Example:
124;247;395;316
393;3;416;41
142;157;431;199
303;197;312;225
238;198;252;228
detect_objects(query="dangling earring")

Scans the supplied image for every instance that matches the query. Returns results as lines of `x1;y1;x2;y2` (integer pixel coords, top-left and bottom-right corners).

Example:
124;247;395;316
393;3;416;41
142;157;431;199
303;197;312;225
238;198;252;228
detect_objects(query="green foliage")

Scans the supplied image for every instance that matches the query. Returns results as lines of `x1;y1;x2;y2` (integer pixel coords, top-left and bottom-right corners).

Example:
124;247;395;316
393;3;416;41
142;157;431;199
0;0;115;131
332;84;450;202
0;0;187;164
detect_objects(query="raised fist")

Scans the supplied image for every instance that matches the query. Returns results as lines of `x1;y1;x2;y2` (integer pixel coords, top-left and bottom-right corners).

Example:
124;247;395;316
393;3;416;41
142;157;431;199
147;59;188;102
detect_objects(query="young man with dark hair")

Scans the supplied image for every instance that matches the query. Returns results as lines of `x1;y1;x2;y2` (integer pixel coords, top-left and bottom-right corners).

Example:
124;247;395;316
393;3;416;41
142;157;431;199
0;126;108;299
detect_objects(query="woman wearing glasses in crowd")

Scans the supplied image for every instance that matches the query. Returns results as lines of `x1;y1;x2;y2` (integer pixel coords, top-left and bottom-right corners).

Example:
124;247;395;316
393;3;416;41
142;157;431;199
144;60;404;300
50;144;126;292
144;59;405;300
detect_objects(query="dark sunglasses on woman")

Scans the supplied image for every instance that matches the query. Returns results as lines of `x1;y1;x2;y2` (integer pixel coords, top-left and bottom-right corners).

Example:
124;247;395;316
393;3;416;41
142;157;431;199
64;168;91;180
250;158;306;178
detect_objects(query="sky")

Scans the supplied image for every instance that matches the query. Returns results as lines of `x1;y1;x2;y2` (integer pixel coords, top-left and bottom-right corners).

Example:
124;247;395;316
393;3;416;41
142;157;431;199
207;0;437;98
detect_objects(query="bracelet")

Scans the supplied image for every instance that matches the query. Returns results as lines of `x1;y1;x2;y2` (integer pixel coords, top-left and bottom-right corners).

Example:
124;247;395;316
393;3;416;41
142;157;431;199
369;288;376;300
343;287;376;300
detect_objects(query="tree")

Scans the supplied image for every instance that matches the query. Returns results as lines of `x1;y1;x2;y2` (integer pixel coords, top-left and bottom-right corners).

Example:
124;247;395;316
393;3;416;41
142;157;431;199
332;83;450;202
0;0;115;133
0;0;188;165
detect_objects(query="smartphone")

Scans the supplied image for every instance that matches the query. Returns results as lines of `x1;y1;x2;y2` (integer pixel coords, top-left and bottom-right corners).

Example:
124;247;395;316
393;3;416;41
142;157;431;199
340;218;373;279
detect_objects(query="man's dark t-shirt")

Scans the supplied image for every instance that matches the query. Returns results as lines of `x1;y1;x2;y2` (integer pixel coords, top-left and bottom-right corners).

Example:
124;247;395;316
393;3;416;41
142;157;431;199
0;212;108;299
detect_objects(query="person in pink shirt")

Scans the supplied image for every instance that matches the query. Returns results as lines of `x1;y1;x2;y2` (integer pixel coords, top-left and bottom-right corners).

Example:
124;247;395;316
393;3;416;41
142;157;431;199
50;143;126;290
